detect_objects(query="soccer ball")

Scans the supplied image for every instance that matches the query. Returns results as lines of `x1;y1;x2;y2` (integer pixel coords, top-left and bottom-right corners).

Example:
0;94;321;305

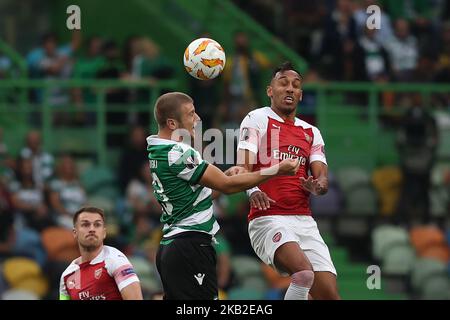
183;38;226;80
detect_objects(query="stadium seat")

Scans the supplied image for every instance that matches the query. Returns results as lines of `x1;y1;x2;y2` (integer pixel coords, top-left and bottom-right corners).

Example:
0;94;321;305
410;225;447;256
41;227;79;262
129;256;161;294
381;244;416;276
227;287;265;300
345;187;378;216
80;166;117;195
420;245;450;263
336;167;371;193
310;178;344;216
230;255;262;281
429;187;449;218
372;166;402;216
421;275;450;300
240;275;268;292
411;258;447;291
2;257;41;287
372;225;410;261
1;288;39;300
2;257;49;298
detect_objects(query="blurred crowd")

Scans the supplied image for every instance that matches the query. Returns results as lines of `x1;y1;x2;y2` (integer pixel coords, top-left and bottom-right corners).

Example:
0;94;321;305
235;0;450;84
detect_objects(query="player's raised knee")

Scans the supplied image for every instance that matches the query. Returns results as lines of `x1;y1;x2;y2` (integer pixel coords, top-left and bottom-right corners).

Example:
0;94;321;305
292;270;314;288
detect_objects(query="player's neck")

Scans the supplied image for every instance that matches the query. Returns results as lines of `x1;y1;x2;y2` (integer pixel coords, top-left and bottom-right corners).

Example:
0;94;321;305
271;107;296;123
157;128;174;141
158;129;187;144
80;244;103;263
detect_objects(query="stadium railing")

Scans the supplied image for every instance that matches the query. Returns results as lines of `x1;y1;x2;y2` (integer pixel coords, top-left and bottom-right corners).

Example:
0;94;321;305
0;80;449;170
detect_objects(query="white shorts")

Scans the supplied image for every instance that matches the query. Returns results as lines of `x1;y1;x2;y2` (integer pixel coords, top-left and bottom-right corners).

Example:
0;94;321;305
248;215;337;276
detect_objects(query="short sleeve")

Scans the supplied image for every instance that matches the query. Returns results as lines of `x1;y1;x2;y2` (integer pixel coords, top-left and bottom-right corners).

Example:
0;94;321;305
237;113;261;154
59;275;70;300
105;249;140;292
310;127;327;165
167;144;208;185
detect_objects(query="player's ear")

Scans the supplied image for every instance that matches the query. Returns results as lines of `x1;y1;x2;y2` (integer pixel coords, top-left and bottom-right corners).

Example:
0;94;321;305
166;118;177;130
72;228;77;239
299;90;303;101
266;85;272;98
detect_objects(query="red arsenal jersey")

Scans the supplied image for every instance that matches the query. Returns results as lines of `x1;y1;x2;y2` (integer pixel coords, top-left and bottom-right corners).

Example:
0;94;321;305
238;107;327;221
59;245;139;300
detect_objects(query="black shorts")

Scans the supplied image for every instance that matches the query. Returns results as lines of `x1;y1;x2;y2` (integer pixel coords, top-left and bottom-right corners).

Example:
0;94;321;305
156;231;218;300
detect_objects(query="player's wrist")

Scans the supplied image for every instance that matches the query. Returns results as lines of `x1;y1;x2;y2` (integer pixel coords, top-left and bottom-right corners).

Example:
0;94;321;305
246;186;261;197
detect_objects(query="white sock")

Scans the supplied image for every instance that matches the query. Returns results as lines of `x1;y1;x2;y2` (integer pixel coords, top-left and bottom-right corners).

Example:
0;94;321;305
284;270;314;300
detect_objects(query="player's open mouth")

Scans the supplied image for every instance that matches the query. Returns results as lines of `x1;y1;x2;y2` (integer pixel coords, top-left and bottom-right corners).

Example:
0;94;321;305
284;96;294;104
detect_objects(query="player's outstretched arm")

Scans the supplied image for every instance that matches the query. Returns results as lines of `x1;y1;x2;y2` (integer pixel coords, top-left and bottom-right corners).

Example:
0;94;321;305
199;158;300;194
120;282;143;300
237;149;276;210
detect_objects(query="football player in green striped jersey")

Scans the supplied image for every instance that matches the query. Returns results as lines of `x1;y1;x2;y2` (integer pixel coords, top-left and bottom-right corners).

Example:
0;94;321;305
147;92;299;300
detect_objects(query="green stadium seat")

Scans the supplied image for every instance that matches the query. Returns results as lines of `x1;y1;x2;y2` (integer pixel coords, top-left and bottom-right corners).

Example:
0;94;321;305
382;244;416;276
346;187;378;216
372;225;410;261
227;287;265;300
230;255;262;281
411;258;447;292
129;256;161;294
336;167;371;193
240;276;268;292
421;275;450;300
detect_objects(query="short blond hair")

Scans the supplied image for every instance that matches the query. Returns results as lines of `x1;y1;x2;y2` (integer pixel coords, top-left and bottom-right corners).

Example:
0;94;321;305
154;92;193;128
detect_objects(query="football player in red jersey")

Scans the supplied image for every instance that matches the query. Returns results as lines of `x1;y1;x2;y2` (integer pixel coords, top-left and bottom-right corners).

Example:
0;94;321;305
59;207;143;300
236;62;340;300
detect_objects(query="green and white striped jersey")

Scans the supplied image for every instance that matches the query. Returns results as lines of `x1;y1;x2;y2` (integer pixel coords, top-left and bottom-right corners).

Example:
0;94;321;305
147;135;219;239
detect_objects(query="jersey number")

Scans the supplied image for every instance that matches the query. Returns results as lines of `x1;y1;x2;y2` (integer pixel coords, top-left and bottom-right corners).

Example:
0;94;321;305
151;172;173;215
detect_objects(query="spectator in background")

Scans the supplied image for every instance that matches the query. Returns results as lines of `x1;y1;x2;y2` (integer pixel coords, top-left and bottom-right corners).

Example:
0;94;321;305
96;40;129;147
118;125;149;193
0;179;14;259
8;158;50;267
357;26;391;81
10;158;53;232
221;31;271;128
20;130;54;189
353;0;394;47
72;36;105;125
434;22;450;107
126;162;161;247
0;127;15;183
49;155;87;229
26;32;81;125
319;0;357;80
0;55;13;79
396;94;439;225
384;19;419;81
128;37;175;126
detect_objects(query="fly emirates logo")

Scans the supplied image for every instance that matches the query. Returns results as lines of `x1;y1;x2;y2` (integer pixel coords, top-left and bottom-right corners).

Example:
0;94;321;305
273;145;306;165
79;291;106;300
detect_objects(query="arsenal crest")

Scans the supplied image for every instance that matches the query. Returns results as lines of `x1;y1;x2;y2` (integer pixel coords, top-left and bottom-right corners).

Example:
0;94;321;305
272;232;282;243
94;268;103;279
